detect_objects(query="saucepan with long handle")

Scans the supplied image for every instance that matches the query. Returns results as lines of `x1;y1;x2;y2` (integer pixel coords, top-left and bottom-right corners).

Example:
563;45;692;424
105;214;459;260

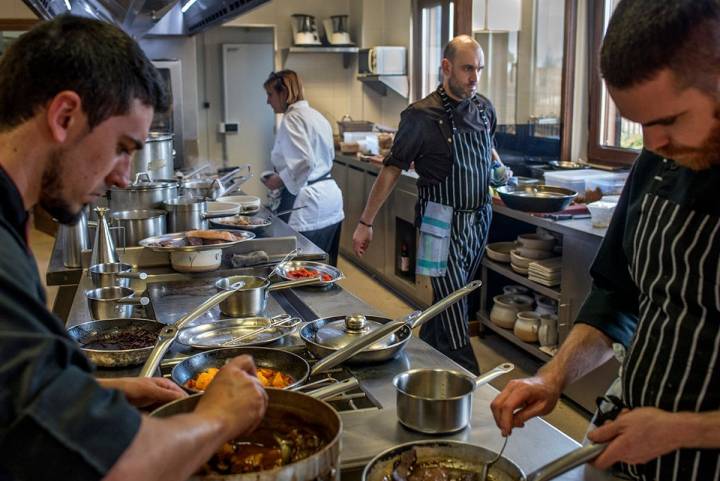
300;280;483;367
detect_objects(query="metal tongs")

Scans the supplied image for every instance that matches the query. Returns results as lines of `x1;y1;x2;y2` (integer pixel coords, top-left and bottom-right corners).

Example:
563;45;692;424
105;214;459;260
220;314;302;347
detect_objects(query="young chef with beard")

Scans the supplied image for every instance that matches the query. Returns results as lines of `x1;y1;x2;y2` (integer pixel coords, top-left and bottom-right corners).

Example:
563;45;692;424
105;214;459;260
0;16;267;480
490;1;720;480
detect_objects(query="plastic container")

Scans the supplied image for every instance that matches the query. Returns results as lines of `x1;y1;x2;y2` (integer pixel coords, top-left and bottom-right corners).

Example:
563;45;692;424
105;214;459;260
585;172;629;197
587;200;617;228
543;169;613;194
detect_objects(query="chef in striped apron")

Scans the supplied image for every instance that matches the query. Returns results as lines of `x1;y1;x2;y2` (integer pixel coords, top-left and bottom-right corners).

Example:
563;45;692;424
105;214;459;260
490;1;720;479
352;35;510;374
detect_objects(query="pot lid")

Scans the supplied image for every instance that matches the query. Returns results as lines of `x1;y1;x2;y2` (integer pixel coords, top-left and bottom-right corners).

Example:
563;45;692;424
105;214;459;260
113;172;177;191
147;132;173;142
313;314;399;350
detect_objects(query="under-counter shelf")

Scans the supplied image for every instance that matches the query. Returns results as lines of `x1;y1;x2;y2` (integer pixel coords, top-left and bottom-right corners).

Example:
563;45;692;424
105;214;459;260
478;312;553;363
482;258;561;301
281;46;359;68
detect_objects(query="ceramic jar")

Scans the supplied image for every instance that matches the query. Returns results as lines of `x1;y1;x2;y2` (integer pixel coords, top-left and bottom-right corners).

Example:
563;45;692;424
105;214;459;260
514;311;541;342
503;285;530;296
490;294;534;329
534;295;557;316
538;314;559;347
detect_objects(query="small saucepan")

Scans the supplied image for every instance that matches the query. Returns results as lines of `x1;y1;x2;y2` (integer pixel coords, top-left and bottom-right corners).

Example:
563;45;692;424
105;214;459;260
88;262;148;289
85;286;150;320
214;275;325;317
393;363;514;434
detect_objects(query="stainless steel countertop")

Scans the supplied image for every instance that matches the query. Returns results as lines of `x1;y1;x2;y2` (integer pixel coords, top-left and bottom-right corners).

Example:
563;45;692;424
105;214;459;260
65;267;619;481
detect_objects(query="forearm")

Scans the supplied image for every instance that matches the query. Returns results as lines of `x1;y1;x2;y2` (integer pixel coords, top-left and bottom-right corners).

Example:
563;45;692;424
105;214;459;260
539;324;615;391
359;165;402;224
104;413;230;481
679;410;720;449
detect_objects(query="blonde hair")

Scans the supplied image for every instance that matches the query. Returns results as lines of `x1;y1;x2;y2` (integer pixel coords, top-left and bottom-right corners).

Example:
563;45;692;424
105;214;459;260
263;70;305;105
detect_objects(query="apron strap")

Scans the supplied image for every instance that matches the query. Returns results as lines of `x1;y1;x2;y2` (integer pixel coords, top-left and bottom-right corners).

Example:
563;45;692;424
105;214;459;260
308;170;332;186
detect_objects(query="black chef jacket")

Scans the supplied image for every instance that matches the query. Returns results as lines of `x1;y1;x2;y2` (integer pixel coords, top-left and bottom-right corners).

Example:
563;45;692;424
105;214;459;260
576;149;720;481
383;87;497;187
0;167;140;480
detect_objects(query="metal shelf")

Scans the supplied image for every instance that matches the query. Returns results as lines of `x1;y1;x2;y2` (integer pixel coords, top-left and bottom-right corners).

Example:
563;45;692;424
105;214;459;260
357;75;409;98
478;312;552;363
281;46;359;68
482;258;561;300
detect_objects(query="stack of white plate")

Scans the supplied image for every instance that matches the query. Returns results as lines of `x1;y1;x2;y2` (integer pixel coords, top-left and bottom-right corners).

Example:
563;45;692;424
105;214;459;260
528;257;562;286
206;201;241;216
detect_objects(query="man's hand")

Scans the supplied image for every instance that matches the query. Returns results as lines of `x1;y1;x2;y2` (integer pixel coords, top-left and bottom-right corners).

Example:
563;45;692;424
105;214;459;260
195;355;268;439
98;377;187;408
490;375;562;436
588;407;688;469
352;223;373;256
261;173;284;190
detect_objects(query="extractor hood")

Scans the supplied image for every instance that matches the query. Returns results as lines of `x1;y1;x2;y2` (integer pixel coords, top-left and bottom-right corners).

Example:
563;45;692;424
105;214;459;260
22;0;270;37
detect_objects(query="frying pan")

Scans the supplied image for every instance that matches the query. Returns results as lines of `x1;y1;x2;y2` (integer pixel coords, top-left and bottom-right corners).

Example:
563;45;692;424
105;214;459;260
362;440;607;481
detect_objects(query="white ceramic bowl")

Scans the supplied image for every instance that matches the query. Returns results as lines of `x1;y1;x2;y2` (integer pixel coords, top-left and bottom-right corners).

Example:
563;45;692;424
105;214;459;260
517;233;556;251
510;249;535;269
206;201;241;216
587;201;617;228
516;246;553;260
216;195;261;213
485;241;517;263
170;249;222;272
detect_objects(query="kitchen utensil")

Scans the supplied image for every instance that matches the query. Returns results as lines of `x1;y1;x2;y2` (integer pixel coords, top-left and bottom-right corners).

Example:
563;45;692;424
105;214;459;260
503;285;530;296
587;200;617;228
130;132;175;180
180;165;252;200
90;207;119;265
169;249;223;273
497;185;577;213
362;440;607;481
139;229;255;252
177;315;301;349
164;197;208;232
291;13;322;46
510;249;534;269
549;160;587;170
323;14;353;45
205;201;240;216
110;209;166;246
275;261;345;286
393;363;514;433
516;246;553;260
220;314;301;346
480;436;509;481
88;262;148;289
265;248;299;280
139;281;250;377
66;318;164;367
215;275;324;317
85;286;150;320
151;388;341;481
274;205;307;217
517;232;556;250
109;172;178;212
300;281;482;366
514;311;541;342
59;207;89;268
208;214;272;232
490;294;533;329
216;195;261;213
485;241;516;263
538;314;559;347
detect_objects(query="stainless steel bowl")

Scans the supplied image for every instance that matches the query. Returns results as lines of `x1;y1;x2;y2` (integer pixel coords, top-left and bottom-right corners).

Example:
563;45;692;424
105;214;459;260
85;286;149;320
496;185;577;213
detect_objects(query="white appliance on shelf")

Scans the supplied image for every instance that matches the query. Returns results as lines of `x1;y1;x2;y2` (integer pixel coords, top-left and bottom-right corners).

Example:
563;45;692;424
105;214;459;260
358;46;407;75
291;13;321;46
323;15;353;45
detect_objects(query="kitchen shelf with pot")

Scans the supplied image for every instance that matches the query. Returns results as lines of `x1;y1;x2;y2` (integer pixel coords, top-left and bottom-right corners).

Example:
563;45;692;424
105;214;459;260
477;312;553;362
281;46;359;69
482;258;561;301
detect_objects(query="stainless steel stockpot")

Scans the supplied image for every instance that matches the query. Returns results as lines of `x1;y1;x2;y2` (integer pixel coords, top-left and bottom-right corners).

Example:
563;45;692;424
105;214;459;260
163;197;208;232
88;262;148;289
109;173;178;212
110;209;166;246
131;132;175;180
85;286;149;320
393;363;514;434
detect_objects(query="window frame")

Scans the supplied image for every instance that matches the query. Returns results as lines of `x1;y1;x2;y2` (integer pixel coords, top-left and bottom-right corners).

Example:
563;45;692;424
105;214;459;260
412;0;453;102
587;0;638;166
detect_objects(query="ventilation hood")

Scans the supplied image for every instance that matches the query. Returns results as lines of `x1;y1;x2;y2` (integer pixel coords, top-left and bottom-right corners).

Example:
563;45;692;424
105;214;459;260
22;0;270;37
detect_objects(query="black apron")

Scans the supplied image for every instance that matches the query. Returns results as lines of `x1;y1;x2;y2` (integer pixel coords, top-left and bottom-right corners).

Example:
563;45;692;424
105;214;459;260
276;171;332;223
417;87;493;362
620;158;720;481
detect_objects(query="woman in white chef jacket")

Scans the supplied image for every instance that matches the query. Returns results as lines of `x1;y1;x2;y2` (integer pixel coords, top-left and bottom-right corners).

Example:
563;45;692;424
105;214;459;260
261;70;344;266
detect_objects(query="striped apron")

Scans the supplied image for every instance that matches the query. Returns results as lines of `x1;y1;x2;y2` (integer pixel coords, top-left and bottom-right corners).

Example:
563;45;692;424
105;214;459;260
621;158;720;481
417;87;493;369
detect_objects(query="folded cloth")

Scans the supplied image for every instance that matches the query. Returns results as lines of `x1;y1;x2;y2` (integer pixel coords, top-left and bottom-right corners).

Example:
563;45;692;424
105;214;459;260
416;201;453;277
231;251;270;268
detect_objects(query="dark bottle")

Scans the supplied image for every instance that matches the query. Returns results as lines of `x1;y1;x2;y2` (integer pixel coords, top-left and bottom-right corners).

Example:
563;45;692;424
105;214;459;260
400;243;410;272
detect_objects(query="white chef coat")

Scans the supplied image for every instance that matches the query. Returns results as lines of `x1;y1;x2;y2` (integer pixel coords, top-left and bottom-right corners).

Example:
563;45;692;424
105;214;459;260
270;100;344;231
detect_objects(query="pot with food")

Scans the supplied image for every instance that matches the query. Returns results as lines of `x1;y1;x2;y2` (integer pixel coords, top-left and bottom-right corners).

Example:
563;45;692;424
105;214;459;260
151;388;342;481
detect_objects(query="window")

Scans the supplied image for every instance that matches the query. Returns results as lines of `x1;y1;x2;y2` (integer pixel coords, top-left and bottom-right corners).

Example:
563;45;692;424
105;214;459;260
413;0;454;100
588;0;641;165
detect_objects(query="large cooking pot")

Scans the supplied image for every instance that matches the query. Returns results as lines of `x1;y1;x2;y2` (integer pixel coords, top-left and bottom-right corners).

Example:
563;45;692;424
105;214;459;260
362;440;607;481
110;209;167;246
66;318;164;368
393;363;514;434
131;132;175;180
299;281;482;365
215;275;325;317
164;197;237;232
151;389;342;481
109;172;178;212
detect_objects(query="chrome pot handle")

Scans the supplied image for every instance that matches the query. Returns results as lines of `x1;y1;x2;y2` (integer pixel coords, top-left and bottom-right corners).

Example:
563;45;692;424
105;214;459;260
474;363;514;387
525;443;606;481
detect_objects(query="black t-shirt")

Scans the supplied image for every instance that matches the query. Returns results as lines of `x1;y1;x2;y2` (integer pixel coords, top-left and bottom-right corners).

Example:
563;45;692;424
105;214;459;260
383;87;497;187
0;167;140;480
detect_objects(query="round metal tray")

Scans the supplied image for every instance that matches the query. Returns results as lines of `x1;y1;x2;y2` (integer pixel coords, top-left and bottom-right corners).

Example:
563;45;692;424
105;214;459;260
208;215;272;231
177;316;299;349
139;229;255;252
275;261;344;285
496;185;577;213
